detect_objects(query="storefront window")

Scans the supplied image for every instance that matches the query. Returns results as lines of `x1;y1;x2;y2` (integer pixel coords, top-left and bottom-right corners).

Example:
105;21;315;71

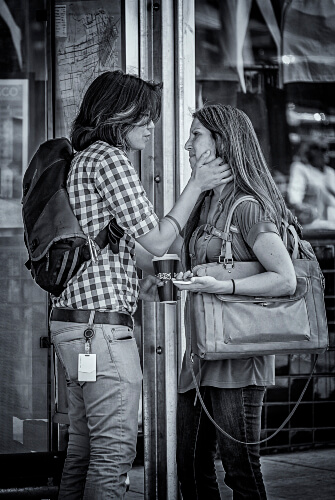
194;0;335;451
0;0;127;461
0;0;49;454
195;0;335;229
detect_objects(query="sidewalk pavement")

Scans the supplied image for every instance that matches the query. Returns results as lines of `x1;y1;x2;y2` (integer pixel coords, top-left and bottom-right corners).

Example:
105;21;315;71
127;447;335;499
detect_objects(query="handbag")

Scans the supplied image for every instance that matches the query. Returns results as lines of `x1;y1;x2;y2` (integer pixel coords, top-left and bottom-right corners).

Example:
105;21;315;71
186;195;328;445
188;196;329;360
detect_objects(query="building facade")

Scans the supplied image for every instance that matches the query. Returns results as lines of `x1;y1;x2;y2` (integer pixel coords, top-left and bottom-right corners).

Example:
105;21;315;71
0;1;335;498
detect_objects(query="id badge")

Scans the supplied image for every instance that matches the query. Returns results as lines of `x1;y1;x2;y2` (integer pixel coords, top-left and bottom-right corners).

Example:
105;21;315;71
78;354;96;382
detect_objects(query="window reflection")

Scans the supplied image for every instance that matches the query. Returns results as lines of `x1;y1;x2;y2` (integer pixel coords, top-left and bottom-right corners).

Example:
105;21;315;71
0;0;49;456
286;96;335;229
195;0;335;230
54;0;123;137
195;0;335;451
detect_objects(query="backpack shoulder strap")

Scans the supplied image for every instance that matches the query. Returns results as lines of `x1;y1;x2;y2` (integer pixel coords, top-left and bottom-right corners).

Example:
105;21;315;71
94;218;125;255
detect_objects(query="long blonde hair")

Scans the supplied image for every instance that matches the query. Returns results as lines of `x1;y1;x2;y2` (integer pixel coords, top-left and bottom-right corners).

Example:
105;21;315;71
194;104;289;227
183;104;294;269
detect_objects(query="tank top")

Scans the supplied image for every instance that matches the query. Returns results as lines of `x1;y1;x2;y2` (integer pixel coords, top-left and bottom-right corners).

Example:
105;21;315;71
178;185;277;392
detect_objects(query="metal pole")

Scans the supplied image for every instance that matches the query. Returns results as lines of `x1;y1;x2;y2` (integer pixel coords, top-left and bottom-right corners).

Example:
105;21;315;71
141;1;196;498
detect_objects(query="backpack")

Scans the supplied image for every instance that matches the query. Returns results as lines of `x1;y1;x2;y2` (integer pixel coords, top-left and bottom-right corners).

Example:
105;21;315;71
22;138;124;296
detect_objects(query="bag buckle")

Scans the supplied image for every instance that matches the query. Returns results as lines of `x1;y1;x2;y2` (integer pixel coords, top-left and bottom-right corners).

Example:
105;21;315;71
218;256;234;269
211;228;224;238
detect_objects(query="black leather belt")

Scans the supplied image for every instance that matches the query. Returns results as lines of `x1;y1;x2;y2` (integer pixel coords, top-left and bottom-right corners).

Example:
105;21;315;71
51;308;133;327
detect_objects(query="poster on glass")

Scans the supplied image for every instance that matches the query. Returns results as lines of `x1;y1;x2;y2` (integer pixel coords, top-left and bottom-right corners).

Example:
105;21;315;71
0;79;28;228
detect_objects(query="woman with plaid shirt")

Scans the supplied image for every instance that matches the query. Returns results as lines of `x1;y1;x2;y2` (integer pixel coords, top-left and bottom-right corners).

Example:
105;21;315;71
50;70;232;499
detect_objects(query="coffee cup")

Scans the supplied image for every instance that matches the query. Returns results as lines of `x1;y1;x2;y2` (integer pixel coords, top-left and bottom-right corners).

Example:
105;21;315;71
152;254;180;303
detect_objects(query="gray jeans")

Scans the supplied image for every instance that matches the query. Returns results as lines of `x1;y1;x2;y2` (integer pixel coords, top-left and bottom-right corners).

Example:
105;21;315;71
50;319;142;499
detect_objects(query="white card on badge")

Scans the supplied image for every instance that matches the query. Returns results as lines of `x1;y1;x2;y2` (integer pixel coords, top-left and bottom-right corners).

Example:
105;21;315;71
78;354;96;381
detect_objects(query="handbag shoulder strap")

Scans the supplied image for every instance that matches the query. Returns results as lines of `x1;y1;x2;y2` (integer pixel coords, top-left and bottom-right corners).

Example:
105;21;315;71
220;195;259;267
189;351;318;445
189;195;259;268
223;195;259;234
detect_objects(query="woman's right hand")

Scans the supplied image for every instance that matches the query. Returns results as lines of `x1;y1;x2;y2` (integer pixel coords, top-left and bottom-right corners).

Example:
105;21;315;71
191;150;233;192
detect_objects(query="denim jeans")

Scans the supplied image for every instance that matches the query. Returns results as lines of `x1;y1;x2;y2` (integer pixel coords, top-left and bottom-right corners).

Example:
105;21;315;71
177;386;267;500
50;318;142;500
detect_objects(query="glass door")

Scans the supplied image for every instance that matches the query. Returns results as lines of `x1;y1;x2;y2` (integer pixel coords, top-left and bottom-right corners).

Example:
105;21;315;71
0;0;49;457
193;0;335;452
51;0;127;451
53;0;124;138
0;0;59;493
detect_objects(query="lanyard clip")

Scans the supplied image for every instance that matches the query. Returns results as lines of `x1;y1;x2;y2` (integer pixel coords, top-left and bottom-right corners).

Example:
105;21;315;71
84;328;95;354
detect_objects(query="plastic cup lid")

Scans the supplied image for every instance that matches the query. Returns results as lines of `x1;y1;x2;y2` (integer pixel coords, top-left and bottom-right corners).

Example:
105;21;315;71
152;254;180;261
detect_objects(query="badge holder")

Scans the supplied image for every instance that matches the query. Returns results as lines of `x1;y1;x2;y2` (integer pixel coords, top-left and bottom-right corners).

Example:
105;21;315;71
78;328;96;382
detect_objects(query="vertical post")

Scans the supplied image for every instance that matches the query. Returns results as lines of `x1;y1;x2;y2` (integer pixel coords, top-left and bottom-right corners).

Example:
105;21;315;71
138;1;158;497
140;1;196;498
175;0;196;192
175;0;196;367
154;1;179;498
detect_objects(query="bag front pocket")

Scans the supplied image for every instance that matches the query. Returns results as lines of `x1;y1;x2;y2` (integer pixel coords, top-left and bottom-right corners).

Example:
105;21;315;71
190;278;313;360
220;296;311;344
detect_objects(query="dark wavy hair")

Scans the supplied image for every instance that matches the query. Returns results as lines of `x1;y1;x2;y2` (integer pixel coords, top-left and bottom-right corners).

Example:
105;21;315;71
71;70;163;151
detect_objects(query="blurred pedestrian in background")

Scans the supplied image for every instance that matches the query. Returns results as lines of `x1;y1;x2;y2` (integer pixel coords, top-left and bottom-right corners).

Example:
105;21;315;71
287;140;335;227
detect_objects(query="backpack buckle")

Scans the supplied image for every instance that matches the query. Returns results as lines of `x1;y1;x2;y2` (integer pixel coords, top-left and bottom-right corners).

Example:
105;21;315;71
108;219;124;254
87;236;99;263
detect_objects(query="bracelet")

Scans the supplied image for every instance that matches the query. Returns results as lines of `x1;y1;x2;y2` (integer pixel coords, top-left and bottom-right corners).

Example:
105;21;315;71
165;214;182;235
231;279;235;295
163;216;179;237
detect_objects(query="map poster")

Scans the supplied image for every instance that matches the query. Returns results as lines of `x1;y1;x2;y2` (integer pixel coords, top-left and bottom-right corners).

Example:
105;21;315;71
55;1;122;136
0;79;28;228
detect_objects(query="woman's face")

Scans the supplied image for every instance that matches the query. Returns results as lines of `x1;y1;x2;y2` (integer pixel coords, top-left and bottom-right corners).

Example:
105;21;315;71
126;120;154;151
184;118;216;169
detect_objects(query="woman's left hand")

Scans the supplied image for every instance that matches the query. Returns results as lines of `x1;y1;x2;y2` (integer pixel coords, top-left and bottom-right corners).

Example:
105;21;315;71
173;275;221;293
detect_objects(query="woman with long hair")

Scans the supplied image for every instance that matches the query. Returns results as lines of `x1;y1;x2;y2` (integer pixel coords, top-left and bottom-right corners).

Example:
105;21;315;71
50;72;231;499
173;104;298;499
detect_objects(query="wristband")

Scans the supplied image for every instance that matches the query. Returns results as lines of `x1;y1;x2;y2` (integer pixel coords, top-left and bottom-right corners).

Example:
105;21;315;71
165;214;182;235
164;216;179;237
231;279;235;295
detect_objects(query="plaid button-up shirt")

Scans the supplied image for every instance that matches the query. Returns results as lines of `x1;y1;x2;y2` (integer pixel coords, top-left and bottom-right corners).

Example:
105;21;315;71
52;141;158;314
